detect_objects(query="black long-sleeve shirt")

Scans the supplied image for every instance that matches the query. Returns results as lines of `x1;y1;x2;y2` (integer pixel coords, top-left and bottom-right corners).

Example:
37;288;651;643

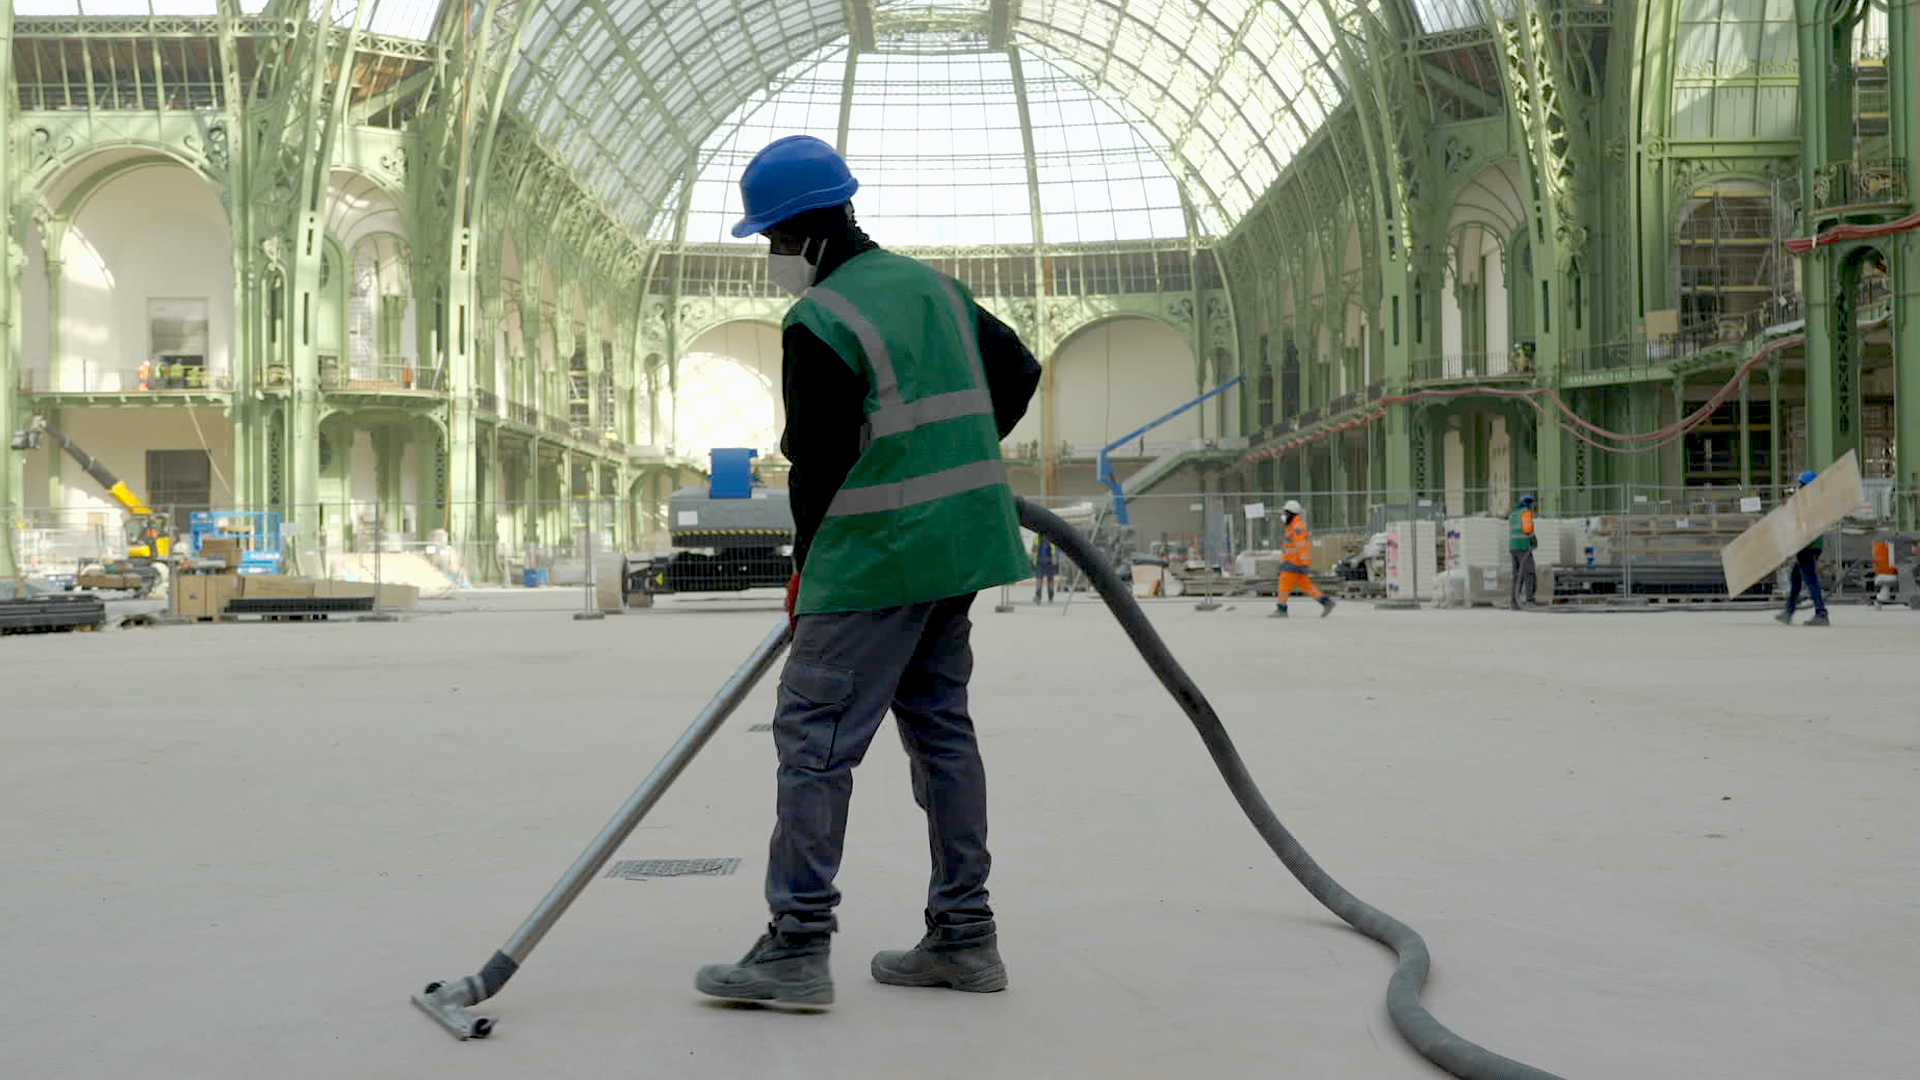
781;259;1041;573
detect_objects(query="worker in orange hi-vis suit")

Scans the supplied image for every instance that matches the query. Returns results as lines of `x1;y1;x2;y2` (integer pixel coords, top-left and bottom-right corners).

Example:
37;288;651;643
1269;499;1335;619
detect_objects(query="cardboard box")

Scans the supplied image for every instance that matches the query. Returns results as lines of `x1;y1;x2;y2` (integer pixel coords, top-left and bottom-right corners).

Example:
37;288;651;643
377;583;418;609
239;574;315;600
313;579;418;608
173;573;239;618
200;537;242;569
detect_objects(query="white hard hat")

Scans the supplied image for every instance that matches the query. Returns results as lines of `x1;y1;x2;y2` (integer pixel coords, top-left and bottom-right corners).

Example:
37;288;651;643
1282;499;1305;516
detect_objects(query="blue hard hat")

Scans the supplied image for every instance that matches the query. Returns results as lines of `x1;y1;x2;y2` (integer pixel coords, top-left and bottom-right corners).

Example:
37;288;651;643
1798;469;1818;485
1520;493;1535;506
731;136;859;238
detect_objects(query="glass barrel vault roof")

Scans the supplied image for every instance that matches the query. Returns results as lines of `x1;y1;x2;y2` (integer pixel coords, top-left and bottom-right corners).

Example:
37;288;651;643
508;0;1348;245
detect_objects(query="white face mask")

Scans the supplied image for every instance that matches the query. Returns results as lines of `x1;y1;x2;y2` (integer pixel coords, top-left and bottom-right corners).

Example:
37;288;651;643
767;238;826;296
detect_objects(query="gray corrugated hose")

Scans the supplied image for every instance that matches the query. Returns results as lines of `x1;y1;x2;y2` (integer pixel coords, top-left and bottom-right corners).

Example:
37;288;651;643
1017;498;1566;1080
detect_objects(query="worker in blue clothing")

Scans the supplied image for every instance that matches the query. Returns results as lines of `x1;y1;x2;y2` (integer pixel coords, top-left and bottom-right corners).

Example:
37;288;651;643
1033;535;1058;604
695;136;1042;1008
1775;469;1831;627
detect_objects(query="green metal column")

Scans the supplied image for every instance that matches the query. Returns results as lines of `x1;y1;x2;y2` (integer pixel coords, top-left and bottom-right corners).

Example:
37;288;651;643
1738;371;1752;493
1767;360;1782;500
41;242;62;390
1890;0;1920;524
0;6;19;577
1891;231;1920;525
1796;0;1863;471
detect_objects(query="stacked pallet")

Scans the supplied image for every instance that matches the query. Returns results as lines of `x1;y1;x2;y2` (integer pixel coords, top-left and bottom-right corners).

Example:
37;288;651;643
1533;519;1581;566
1588;512;1759;562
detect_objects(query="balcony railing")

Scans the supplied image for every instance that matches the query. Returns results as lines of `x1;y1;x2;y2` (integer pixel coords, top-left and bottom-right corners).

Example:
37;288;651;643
1810;158;1910;214
321;359;445;393
18;363;232;394
473;388;500;414
544;414;571;437
1409;351;1529;383
1565;295;1807;378
508;402;540;427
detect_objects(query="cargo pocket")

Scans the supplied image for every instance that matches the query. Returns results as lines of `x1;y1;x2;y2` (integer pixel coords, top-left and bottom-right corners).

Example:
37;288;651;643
774;659;854;770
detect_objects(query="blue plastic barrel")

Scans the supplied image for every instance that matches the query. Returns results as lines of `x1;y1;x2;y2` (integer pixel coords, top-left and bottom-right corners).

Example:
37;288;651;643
522;567;549;587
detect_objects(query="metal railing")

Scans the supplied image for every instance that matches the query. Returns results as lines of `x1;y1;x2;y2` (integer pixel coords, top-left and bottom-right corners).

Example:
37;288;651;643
473;388;500;414
1409;351;1527;383
320;359;445;393
17;363;233;394
1565;295;1808;378
1810;158;1911;213
508;402;541;427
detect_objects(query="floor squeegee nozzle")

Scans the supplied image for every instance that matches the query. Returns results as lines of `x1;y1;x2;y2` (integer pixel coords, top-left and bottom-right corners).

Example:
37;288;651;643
412;980;493;1040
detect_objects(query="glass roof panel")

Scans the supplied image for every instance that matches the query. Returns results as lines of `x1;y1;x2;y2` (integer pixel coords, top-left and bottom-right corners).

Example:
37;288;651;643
681;44;1190;248
1411;0;1485;34
510;0;1345;241
14;1;222;12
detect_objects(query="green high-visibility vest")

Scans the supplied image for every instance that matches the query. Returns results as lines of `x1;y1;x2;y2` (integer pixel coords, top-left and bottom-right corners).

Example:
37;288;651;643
785;250;1031;615
1509;508;1534;552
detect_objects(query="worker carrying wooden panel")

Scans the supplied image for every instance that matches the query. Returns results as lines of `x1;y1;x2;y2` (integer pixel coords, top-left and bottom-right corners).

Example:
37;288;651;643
1719;451;1866;626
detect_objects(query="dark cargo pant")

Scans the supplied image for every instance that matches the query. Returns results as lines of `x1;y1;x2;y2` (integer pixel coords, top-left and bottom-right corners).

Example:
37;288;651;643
1785;547;1827;616
1510;548;1537;607
767;592;992;937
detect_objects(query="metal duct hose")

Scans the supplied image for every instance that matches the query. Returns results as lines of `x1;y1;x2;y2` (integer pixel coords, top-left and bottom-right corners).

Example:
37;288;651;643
1017;498;1565;1080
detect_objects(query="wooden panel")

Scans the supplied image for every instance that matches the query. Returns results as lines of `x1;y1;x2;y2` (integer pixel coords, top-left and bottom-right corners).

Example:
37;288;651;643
1720;451;1866;596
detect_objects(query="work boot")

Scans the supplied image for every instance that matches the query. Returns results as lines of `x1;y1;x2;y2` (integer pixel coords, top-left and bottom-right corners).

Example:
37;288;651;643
1269;603;1288;618
871;921;1007;993
696;928;833;1006
1806;612;1831;627
1773;611;1794;625
1318;596;1336;618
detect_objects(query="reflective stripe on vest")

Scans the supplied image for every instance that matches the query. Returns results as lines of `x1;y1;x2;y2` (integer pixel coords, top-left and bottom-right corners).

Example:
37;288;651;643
826;458;1010;518
805;281;995;443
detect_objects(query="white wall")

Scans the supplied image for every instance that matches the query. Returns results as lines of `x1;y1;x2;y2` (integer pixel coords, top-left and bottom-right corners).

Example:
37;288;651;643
58;164;234;389
1016;318;1198;458
1444;424;1465;516
1484;231;1510;358
1441;273;1462;358
21;407;234;515
21;220;48;372
677;321;785;460
1489;416;1512;511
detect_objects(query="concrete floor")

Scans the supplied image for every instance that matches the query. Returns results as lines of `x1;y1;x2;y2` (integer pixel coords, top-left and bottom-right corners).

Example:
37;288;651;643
4;591;1916;1079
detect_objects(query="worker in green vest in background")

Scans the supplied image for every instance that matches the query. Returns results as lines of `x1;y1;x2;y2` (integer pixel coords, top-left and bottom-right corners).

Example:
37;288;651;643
1776;469;1831;626
1509;493;1538;610
696;136;1042;1009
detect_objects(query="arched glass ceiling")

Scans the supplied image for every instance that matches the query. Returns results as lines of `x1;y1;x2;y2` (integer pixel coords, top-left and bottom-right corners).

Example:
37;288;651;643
679;45;1189;248
508;0;1348;243
14;0;431;35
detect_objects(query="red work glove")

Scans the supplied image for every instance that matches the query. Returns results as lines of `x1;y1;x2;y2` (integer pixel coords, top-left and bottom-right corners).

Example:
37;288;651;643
785;572;800;628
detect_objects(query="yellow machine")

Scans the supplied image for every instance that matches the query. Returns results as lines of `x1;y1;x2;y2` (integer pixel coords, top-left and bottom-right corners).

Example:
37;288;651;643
9;415;172;560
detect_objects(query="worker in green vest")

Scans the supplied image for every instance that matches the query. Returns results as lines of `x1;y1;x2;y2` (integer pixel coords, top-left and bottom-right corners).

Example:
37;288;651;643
1775;469;1831;626
1508;493;1538;609
696;136;1041;1008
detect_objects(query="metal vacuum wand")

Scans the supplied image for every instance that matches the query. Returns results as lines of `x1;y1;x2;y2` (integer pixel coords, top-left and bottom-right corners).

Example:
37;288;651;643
411;620;793;1039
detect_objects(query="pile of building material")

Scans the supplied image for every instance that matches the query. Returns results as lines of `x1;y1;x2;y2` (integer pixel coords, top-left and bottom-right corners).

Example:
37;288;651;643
1383;520;1439;602
1586;512;1760;563
173;542;419;621
0;594;105;635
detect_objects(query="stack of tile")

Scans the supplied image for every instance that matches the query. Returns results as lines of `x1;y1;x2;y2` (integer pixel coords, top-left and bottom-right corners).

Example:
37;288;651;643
1384;520;1439;600
1445;517;1509;571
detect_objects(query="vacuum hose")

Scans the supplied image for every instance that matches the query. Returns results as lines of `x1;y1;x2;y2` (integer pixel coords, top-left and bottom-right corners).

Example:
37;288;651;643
1017;498;1565;1080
